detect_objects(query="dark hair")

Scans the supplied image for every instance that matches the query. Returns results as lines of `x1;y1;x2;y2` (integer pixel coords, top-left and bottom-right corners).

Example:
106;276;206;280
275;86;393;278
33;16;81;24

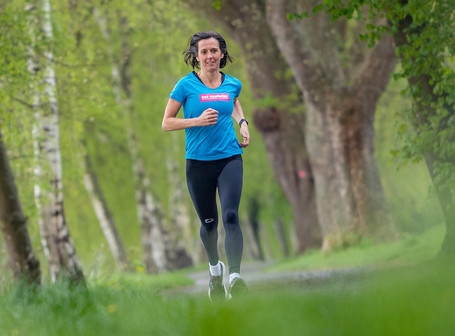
183;31;233;70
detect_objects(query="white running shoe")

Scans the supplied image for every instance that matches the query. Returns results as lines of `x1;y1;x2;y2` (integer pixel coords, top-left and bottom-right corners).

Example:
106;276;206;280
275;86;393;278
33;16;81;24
208;261;227;301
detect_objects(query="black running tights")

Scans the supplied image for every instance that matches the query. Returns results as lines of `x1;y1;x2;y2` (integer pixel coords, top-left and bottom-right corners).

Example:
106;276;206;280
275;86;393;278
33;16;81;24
186;154;243;275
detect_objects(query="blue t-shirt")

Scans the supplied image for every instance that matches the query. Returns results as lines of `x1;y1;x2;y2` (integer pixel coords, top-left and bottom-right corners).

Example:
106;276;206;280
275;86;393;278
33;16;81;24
169;72;243;160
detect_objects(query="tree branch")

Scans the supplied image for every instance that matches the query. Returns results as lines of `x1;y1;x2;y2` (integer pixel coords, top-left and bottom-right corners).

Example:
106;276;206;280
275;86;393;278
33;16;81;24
353;34;396;103
11;97;44;109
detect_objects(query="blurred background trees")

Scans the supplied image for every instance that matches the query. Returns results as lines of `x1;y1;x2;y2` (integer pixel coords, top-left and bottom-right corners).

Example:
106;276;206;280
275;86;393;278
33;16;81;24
0;0;448;282
317;0;455;254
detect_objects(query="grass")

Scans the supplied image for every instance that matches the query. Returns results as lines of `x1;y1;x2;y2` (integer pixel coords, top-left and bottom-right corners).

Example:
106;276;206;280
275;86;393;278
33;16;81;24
0;225;453;336
268;224;446;272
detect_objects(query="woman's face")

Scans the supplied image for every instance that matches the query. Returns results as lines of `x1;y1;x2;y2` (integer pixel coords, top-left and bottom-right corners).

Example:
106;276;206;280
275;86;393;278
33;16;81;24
196;37;224;73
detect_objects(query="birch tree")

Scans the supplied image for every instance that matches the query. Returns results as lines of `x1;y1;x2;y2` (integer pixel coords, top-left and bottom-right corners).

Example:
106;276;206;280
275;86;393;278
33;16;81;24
83;148;129;270
26;0;52;281
166;132;196;268
93;7;193;272
35;0;84;283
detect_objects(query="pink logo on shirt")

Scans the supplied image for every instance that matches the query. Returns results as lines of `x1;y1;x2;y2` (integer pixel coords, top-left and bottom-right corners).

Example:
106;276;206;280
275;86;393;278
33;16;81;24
200;93;230;102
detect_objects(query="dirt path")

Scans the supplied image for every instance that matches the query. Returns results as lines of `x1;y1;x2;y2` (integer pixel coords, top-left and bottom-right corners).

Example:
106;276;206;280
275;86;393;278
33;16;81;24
176;261;372;296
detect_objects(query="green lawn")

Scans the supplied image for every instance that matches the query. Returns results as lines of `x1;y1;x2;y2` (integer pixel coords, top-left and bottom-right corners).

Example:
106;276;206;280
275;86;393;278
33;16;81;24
268;224;445;272
0;225;453;336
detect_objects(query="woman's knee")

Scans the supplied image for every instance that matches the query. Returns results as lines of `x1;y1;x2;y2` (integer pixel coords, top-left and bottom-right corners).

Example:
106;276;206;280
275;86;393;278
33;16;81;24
223;209;239;227
201;217;218;233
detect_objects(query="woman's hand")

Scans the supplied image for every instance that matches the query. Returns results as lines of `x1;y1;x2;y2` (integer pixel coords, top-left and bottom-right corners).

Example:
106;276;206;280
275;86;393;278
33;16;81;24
197;108;219;126
239;124;250;148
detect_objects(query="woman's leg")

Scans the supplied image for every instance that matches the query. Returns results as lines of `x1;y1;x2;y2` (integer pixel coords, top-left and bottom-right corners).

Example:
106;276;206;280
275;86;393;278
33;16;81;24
217;156;244;275
186;159;219;266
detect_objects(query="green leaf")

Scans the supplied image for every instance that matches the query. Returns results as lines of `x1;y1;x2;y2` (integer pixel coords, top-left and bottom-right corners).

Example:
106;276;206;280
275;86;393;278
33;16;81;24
212;0;221;10
313;4;325;14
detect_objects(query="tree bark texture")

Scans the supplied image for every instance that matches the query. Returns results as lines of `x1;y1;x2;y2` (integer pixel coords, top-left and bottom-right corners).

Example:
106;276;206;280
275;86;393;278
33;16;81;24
180;0;321;253
27;0;52;278
0;132;41;284
39;0;85;283
267;0;397;249
83;151;129;270
393;13;455;256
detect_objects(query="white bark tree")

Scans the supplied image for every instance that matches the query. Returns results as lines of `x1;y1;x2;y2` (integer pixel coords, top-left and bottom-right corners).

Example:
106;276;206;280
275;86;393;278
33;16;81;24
83;150;129;270
166;132;197;268
34;0;84;283
26;0;52;272
94;8;193;272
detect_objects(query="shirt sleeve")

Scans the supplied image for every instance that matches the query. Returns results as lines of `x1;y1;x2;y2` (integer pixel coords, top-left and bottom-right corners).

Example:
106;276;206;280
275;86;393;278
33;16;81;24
235;78;242;98
169;78;186;103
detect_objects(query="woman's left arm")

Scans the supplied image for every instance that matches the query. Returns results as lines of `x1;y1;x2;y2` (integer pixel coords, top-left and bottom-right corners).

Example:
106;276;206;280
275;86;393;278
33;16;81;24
232;98;250;148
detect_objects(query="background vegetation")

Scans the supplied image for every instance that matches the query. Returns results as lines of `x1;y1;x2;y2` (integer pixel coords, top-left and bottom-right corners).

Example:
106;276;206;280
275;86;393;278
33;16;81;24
0;0;442;276
0;0;452;334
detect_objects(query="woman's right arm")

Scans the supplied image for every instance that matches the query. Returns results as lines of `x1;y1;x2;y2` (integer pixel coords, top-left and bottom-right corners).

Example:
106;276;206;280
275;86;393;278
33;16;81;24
162;98;218;131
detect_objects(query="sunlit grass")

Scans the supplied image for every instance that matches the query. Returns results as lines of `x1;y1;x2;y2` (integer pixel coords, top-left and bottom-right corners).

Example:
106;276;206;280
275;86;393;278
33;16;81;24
268;224;445;272
0;225;453;336
0;260;454;336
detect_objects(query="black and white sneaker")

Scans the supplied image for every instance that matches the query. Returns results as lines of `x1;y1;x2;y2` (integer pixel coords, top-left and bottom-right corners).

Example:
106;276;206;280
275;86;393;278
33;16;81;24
228;276;248;299
208;261;227;301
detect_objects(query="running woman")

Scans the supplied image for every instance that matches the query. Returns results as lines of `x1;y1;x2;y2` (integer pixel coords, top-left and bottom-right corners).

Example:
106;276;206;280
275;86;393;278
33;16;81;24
162;31;250;300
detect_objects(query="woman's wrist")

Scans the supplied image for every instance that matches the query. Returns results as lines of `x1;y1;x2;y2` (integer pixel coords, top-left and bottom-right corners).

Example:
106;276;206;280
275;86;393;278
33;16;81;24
239;118;248;127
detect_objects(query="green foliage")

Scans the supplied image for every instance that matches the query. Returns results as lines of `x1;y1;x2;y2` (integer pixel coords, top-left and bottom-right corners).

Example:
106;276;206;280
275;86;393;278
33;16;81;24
287;12;309;21
0;2;31;110
375;74;443;233
211;0;221;10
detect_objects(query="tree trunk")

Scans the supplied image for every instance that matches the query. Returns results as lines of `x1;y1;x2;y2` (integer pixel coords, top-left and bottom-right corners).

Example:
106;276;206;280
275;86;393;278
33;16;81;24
425;154;455;256
165;132;194;269
139;185;168;273
180;0;321;253
246;197;265;260
27;0;51;278
94;8;193;271
83;150;129;270
38;0;84;283
267;0;397;250
0;131;41;284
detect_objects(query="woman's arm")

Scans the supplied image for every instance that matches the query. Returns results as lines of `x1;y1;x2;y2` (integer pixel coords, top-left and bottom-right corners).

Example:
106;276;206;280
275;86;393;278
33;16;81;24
162;98;219;132
232;98;250;148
